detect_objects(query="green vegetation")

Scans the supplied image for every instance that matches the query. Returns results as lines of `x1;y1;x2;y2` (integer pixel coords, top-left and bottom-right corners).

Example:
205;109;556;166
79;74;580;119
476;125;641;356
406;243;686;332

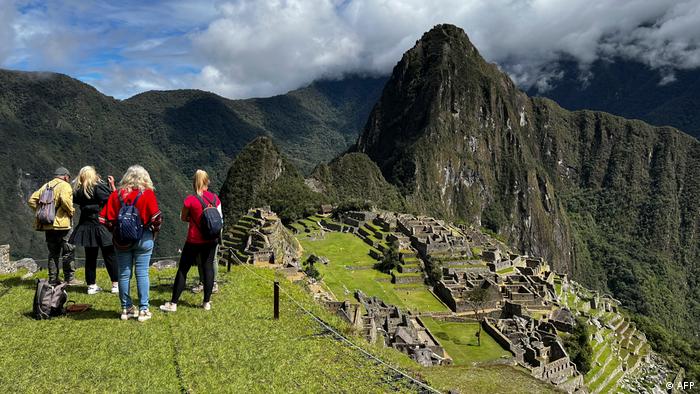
219;136;327;226
420;318;511;364
0;265;557;394
310;152;406;212
374;241;400;273
561;317;593;374
0;267;418;392
302;255;322;280
531;57;700;138
417;365;558;394
297;231;448;313
0;70;385;259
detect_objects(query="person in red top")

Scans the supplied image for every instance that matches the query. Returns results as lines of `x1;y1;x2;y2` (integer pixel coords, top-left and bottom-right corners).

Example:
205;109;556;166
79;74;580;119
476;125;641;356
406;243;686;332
100;165;162;322
160;169;221;313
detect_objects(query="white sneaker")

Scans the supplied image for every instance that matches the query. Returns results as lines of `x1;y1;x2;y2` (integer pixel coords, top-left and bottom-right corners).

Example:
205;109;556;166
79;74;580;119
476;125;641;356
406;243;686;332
159;302;177;313
87;285;102;295
202;302;211;311
137;309;152;322
111;283;119;294
191;283;203;294
120;306;137;321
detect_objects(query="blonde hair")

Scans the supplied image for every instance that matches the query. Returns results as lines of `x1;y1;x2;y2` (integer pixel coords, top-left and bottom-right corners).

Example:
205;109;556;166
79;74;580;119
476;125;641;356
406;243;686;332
119;165;154;191
75;166;100;198
193;169;209;196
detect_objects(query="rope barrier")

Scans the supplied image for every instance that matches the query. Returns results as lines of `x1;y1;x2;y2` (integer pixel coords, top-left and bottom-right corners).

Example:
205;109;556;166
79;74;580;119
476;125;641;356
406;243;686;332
229;251;440;394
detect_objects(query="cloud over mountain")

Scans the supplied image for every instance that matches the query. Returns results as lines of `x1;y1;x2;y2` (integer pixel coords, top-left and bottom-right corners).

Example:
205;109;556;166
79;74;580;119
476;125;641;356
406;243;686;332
2;0;699;98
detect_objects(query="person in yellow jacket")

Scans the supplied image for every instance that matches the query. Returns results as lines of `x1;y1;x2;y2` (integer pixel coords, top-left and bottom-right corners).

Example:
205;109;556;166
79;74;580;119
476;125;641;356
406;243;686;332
28;167;82;285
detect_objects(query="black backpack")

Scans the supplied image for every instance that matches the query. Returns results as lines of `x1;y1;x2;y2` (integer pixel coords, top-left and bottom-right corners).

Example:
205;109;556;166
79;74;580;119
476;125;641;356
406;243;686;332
115;191;144;246
33;279;68;320
196;194;223;239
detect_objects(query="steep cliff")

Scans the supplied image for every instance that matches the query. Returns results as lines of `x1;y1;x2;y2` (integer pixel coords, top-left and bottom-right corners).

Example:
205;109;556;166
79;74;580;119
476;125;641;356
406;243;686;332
355;25;700;347
356;24;574;274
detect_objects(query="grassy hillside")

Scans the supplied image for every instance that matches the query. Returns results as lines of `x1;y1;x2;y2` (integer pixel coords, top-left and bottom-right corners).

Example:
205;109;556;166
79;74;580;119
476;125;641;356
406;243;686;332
296;227;447;313
0;266;558;393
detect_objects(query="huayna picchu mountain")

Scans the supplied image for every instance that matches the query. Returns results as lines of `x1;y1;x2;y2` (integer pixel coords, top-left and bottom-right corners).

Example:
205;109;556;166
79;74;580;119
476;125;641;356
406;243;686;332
353;24;699;377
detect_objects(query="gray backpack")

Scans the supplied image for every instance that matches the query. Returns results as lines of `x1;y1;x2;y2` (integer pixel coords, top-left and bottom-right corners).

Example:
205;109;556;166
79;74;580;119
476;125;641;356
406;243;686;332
32;279;68;320
36;183;56;225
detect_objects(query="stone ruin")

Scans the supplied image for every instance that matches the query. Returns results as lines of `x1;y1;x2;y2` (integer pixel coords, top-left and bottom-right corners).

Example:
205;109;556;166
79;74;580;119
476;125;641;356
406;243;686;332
219;208;302;268
434;271;502;312
350;290;452;367
0;244;39;277
0;245;9;272
396;215;470;259
483;314;584;392
434;255;556;313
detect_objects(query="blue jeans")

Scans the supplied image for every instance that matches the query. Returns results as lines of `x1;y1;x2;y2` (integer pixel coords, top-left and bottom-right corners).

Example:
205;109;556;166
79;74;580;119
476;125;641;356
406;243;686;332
116;231;153;311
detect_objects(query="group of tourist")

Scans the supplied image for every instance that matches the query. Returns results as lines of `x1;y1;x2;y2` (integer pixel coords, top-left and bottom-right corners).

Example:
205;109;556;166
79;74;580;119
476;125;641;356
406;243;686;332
28;165;222;322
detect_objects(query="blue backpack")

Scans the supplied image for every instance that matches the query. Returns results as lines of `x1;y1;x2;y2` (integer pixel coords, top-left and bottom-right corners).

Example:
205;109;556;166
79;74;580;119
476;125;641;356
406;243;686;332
196;194;223;240
116;191;144;246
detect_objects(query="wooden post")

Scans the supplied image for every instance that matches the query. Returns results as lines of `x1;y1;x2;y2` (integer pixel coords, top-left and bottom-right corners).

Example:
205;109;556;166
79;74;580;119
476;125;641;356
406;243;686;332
273;281;280;320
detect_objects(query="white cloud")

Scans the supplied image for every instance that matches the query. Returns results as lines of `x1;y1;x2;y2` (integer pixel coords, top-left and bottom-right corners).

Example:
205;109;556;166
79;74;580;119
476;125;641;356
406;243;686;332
190;0;700;97
4;0;700;98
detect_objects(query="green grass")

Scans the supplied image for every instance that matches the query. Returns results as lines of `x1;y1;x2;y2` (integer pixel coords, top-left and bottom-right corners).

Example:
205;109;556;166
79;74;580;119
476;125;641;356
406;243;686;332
416;365;558;394
0;266;561;394
496;266;515;275
554;283;562;298
0;267;423;393
297;231;448;313
420;318;512;365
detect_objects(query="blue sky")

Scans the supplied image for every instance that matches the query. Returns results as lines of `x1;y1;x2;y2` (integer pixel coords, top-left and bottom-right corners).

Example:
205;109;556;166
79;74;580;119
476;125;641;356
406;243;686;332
2;0;699;99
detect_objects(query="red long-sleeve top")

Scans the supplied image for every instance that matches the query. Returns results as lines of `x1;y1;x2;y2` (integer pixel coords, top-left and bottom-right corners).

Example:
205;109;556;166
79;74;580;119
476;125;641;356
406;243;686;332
99;188;162;232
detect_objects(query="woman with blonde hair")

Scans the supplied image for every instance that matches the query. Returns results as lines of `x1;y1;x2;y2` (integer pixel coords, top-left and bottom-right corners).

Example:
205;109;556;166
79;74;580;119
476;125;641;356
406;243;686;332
100;165;162;322
70;166;118;294
160;169;222;313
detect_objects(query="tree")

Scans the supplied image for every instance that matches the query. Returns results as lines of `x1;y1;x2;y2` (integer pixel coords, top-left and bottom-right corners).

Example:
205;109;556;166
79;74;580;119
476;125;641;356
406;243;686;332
302;255;322;280
374;241;401;274
562;317;593;374
465;284;490;346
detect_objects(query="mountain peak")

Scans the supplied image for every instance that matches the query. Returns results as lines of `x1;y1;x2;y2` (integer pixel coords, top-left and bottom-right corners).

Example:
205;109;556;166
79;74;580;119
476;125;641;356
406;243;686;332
418;24;480;57
356;22;522;179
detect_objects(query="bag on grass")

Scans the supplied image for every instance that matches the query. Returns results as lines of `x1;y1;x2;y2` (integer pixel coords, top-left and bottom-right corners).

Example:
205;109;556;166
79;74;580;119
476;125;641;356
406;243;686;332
32;279;68;320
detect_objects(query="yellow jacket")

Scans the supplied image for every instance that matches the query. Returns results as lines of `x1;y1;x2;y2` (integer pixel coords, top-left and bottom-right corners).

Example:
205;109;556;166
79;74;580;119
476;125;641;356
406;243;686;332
28;178;75;231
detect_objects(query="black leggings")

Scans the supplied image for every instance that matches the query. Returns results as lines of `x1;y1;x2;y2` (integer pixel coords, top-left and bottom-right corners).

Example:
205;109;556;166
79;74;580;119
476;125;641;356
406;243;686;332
85;246;118;284
172;242;216;304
